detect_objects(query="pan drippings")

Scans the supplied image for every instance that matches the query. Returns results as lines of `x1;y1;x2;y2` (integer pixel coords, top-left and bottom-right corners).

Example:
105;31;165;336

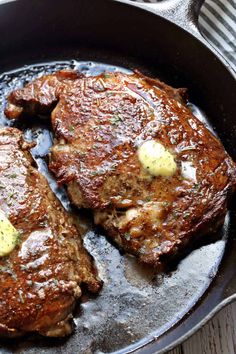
0;61;228;354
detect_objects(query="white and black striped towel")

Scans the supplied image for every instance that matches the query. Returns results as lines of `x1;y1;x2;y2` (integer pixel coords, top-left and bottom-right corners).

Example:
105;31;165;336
132;0;236;70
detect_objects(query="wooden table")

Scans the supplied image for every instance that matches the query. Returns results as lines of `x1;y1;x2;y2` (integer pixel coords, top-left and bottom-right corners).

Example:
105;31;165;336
168;302;236;354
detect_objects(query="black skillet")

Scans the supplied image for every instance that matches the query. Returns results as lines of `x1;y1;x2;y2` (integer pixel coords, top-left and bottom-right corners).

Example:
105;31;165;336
0;0;235;353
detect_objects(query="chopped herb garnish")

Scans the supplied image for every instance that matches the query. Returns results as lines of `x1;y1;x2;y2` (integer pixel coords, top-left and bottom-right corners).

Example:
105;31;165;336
173;211;180;220
124;232;131;241
91;171;98;176
52;278;59;286
183;212;191;219
110;114;124;126
20;264;29;271
192;182;201;193
15;231;21;246
109;163;117;172
10;173;17;178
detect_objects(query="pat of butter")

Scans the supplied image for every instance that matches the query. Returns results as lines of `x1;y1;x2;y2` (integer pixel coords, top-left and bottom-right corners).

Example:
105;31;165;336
0;210;19;257
138;140;177;177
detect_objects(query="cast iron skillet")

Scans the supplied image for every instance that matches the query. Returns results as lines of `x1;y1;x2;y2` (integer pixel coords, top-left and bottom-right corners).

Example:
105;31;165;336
0;0;235;353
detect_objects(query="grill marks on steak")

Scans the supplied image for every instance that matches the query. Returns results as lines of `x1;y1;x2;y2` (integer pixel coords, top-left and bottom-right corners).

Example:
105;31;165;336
5;70;236;267
0;128;101;337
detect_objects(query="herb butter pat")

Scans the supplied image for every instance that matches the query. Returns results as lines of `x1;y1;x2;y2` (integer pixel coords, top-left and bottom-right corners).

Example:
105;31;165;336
138;140;177;177
0;210;19;257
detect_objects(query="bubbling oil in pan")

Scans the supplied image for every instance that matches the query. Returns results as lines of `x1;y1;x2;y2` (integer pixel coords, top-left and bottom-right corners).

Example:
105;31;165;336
0;61;228;354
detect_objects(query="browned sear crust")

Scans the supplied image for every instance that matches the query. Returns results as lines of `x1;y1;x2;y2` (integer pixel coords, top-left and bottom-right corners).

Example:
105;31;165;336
5;70;236;267
0;128;101;337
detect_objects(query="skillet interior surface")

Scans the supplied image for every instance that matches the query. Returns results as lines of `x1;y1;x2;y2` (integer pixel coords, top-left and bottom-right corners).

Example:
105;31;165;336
0;1;235;353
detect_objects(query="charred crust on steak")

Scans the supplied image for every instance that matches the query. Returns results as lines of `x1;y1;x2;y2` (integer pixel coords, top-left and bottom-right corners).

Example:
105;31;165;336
5;70;236;268
0;127;102;337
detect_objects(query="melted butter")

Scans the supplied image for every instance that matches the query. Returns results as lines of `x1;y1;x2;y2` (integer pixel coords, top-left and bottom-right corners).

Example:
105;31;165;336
138;140;177;177
0;209;19;257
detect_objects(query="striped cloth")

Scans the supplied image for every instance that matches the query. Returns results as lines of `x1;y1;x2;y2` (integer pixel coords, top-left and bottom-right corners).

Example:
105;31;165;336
131;0;236;70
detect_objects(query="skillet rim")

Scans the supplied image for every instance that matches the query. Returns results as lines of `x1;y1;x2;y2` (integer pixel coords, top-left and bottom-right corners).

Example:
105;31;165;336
0;0;235;353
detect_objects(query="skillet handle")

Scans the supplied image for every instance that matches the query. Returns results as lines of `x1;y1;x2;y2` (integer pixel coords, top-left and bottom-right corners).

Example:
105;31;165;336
137;0;204;37
123;0;205;39
117;0;235;73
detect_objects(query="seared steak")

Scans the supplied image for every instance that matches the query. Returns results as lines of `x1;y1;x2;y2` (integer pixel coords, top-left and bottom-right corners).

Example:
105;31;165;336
5;70;236;267
0;127;101;337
